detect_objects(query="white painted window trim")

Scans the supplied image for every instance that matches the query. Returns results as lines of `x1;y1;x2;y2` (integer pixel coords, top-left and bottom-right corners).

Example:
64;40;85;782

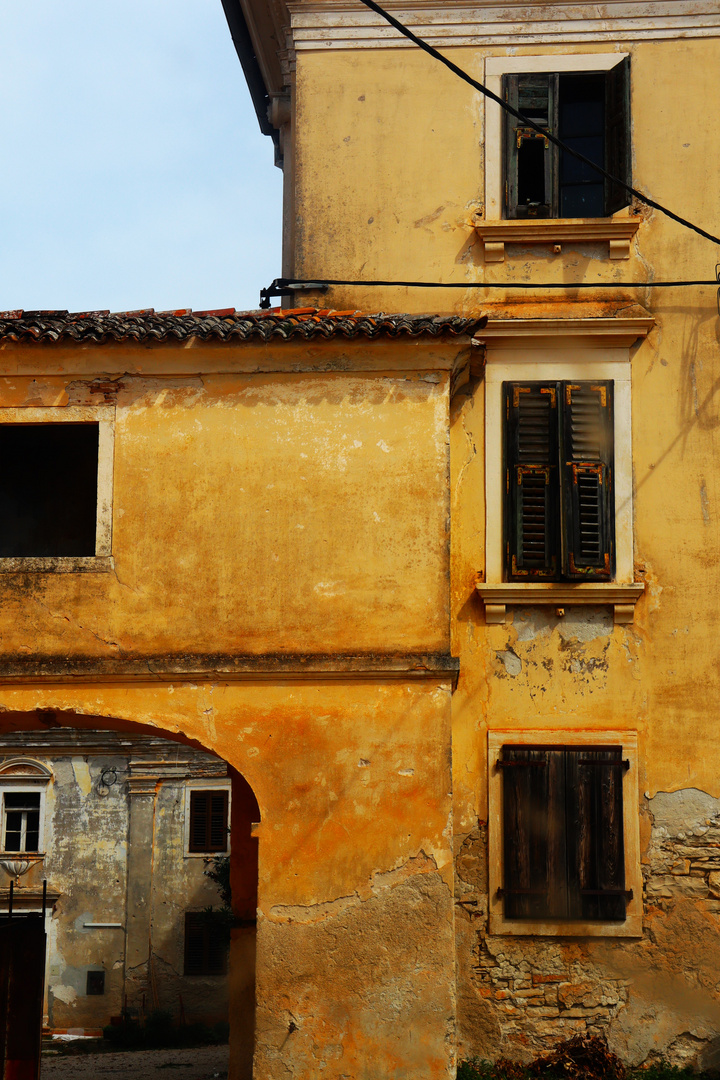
485;347;633;577
0;406;115;573
183;778;232;859
484;52;630;222
0;760;52;857
488;728;642;938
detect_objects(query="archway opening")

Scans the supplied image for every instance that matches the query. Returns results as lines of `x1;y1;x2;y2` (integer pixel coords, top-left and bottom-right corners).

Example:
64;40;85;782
0;709;259;1078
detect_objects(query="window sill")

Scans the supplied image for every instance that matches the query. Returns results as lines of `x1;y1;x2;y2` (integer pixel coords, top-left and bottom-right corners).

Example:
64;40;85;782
476;581;644;625
488;912;643;938
474;218;640;263
0;556;114;574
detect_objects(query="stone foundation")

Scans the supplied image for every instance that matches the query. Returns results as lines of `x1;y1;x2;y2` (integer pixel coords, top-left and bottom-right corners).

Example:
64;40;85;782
456;789;720;1070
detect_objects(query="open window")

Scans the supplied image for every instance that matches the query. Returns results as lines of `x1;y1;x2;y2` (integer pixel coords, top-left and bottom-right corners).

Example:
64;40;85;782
503;59;630;219
0;407;114;572
504;380;614;581
488;730;642;937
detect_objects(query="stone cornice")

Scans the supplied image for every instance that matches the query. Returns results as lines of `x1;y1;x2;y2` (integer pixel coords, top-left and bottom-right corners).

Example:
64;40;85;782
0;652;460;684
286;1;720;48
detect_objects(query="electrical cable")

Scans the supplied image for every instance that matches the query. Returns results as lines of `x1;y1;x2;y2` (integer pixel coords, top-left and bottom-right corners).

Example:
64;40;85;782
354;0;720;249
259;277;719;306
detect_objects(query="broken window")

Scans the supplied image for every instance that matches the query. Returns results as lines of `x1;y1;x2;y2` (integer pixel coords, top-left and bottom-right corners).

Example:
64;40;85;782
503;381;614;582
2;792;41;853
0;423;99;557
188;790;229;853
184;912;228;976
500;745;628;921
503;60;630;219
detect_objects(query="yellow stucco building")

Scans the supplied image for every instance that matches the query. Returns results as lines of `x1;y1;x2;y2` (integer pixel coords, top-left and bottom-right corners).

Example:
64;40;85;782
1;0;720;1077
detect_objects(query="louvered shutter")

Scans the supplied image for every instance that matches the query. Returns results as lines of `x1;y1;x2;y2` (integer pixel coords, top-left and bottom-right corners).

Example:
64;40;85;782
604;57;631;215
184;912;229;976
503;74;554;219
189;790;228;852
184;913;205;975
500;746;568;920
560;381;614;579
189;792;209;853
209;792;229;852
565;748;627;921
504;382;561;581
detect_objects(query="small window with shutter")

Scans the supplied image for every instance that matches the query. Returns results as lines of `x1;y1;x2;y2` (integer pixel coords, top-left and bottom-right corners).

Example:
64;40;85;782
184;912;228;976
188;789;229;854
503;59;631;219
504;380;614;582
500;744;629;922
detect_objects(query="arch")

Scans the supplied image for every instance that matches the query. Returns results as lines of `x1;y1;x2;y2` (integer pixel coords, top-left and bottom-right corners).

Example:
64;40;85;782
0;708;259;1079
0;758;52;780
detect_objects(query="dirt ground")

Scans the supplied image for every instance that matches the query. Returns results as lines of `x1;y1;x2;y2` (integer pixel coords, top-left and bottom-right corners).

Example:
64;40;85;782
41;1044;229;1079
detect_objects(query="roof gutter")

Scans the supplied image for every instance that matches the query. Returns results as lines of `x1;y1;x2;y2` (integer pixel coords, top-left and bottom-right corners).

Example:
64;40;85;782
220;0;281;157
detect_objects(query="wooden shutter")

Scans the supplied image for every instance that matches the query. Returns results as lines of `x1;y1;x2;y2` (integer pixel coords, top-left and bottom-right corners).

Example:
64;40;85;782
503;74;554;219
560;381;614;579
565;748;627;921
504;382;561;581
502;746;628;923
604;57;631;215
189;790;228;853
500;746;569;920
184;913;228;976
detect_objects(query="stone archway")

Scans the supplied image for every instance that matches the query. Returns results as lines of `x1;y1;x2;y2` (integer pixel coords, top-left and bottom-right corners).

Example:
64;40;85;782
0;708;259;1080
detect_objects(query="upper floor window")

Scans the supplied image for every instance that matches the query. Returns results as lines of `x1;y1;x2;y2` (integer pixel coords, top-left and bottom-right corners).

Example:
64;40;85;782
504;380;614;581
3;792;41;852
503;59;630;219
0;407;114;573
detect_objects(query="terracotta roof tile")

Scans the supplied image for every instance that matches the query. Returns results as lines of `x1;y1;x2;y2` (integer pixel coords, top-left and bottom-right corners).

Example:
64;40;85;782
0;309;487;345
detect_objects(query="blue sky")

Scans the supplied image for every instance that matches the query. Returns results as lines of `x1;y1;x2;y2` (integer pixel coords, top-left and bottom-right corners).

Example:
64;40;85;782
0;0;283;313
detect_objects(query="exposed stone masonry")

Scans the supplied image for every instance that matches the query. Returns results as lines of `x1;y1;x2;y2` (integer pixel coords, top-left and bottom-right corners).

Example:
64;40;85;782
455;789;720;1069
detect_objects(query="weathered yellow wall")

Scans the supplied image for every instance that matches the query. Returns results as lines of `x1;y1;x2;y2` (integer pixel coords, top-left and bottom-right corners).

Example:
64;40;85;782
0;677;454;1079
0;331;461;1078
289;28;720;1070
0;340;453;661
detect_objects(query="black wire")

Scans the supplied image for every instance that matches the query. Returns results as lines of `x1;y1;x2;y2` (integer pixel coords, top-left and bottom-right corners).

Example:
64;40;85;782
273;277;718;291
355;0;720;249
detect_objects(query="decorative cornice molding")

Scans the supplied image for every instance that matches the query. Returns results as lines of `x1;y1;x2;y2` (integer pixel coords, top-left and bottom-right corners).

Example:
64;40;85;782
474;219;641;263
476;581;645;625
287;1;720;49
474;314;655;349
0;652;460;685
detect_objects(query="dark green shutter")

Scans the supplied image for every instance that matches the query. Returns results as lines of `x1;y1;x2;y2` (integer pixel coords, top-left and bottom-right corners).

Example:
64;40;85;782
504;382;560;580
560;381;614;579
604;57;631;215
566;748;627;921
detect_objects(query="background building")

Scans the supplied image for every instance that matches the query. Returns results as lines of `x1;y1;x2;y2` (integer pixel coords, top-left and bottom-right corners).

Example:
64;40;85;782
0;730;231;1033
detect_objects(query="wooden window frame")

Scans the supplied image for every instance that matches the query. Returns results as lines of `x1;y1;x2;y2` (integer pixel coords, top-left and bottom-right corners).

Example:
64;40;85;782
488;729;642;937
504;379;615;582
475;334;650;625
503;62;630;221
185;783;230;856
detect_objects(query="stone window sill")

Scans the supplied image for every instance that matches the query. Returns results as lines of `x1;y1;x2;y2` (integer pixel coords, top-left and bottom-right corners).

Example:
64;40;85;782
476;581;645;625
474;218;640;263
0;556;114;574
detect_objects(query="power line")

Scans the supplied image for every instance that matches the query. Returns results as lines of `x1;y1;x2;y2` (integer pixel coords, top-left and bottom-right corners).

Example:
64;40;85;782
354;0;720;249
260;276;720;307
